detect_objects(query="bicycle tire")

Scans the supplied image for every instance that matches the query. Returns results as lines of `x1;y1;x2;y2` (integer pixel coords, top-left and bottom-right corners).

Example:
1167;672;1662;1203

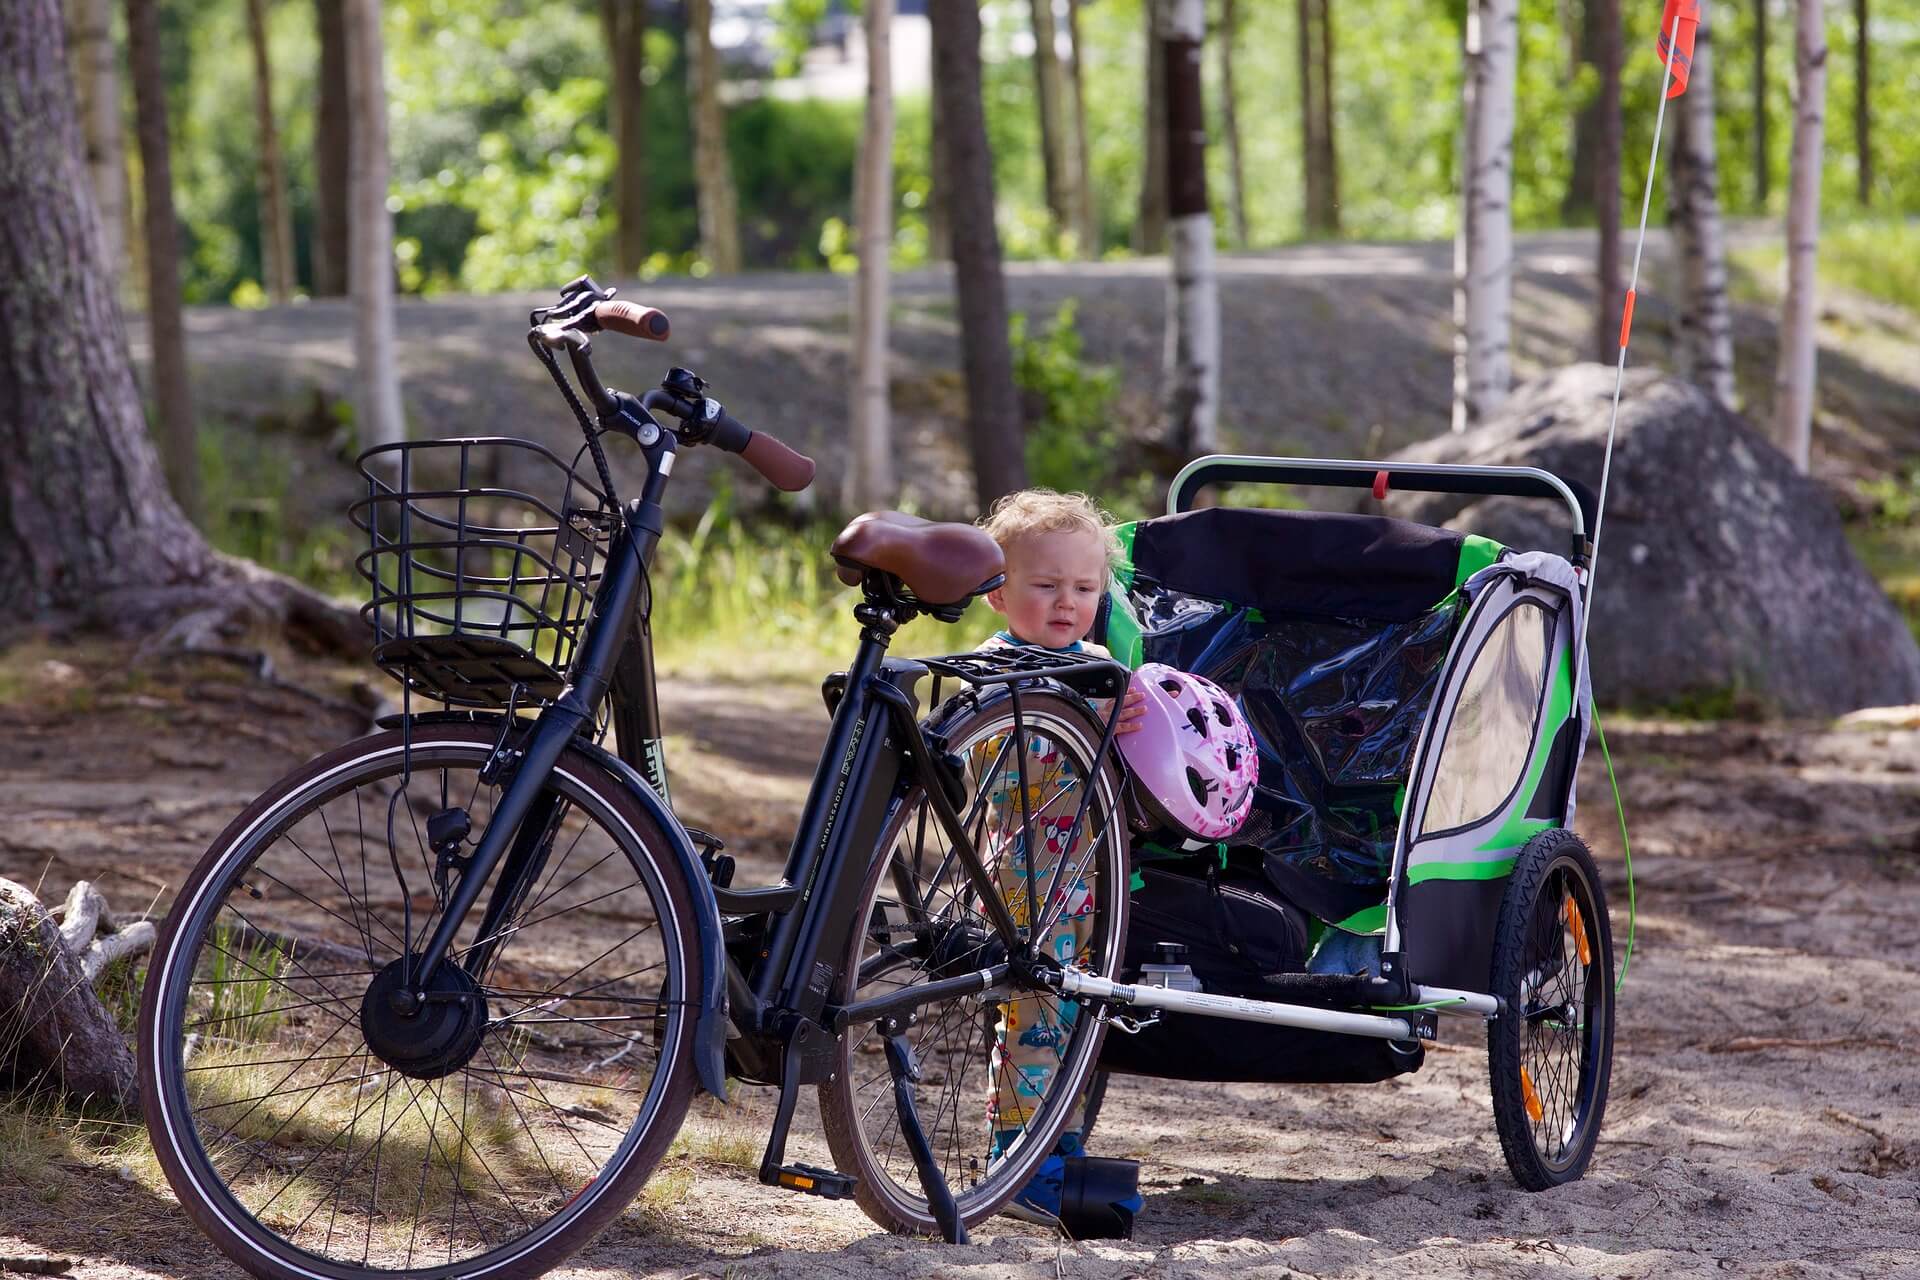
139;724;703;1280
1487;827;1615;1190
818;688;1129;1234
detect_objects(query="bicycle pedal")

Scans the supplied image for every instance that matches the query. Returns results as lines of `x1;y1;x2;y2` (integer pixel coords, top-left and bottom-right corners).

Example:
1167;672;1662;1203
772;1163;856;1200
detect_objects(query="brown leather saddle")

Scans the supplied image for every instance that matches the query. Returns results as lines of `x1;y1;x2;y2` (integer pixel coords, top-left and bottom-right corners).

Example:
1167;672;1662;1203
830;511;1005;607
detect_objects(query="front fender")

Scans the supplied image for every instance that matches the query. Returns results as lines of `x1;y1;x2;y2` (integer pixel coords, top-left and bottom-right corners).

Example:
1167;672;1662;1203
573;738;732;1103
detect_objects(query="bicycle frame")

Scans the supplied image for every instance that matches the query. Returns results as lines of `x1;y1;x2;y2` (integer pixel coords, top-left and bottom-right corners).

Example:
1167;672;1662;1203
391;404;1131;1223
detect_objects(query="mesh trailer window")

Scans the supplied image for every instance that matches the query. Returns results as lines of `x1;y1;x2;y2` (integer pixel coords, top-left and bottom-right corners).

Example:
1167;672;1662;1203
1420;601;1552;836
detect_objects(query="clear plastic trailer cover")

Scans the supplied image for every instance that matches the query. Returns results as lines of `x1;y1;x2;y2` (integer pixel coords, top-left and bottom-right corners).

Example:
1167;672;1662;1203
1109;509;1508;929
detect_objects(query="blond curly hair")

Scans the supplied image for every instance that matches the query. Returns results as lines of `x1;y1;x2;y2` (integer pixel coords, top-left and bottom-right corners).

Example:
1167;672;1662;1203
976;488;1121;569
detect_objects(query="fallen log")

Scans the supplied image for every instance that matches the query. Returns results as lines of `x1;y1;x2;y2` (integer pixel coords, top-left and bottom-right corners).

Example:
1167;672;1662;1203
0;877;152;1113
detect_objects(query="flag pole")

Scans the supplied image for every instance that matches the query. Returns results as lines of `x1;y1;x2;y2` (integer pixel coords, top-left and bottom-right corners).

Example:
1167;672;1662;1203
1578;0;1696;667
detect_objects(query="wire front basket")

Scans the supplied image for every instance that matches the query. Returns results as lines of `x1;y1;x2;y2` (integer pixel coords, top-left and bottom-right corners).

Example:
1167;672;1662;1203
352;437;617;707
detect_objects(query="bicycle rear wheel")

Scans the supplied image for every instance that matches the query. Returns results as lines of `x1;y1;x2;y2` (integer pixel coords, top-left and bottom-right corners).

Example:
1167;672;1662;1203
139;725;701;1280
818;688;1128;1234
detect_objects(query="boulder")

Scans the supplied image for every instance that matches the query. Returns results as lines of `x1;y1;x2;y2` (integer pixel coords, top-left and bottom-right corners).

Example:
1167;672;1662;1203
1376;364;1920;717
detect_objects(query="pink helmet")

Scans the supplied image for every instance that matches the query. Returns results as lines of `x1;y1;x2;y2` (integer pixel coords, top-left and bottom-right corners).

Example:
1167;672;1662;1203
1117;663;1260;842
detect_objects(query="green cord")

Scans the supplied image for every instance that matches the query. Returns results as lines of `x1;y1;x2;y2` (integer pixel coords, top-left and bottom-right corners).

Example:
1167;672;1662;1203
1594;713;1635;992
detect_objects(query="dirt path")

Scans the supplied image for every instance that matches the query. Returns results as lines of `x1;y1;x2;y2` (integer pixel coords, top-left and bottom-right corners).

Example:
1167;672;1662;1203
3;645;1917;1279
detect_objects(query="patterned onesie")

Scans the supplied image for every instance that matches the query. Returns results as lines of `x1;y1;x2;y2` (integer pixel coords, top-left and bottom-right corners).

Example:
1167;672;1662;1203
976;633;1107;1149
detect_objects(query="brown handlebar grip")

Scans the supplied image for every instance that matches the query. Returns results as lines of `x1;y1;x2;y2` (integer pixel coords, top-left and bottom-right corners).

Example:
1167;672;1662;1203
594;300;670;341
740;430;816;492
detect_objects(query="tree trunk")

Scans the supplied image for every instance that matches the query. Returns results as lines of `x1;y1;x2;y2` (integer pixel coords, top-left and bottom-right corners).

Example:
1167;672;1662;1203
686;0;742;274
1751;0;1768;208
1452;0;1516;432
847;0;895;512
1593;0;1622;366
1064;0;1097;256
926;38;951;262
1314;0;1338;234
2;0;365;645
1668;5;1736;411
1134;0;1168;254
1854;0;1869;205
1773;0;1825;472
1564;0;1603;223
1297;0;1338;236
126;0;199;521
3;0;211;610
1029;0;1070;230
312;0;350;296
1217;0;1249;250
600;0;648;277
247;0;296;305
0;880;141;1113
345;0;403;451
1161;0;1218;459
66;0;128;286
927;0;1026;507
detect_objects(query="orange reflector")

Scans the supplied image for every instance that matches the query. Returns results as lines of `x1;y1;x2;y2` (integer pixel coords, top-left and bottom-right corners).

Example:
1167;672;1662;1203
1520;1065;1544;1124
1619;288;1637;350
1565;895;1592;966
780;1172;815;1191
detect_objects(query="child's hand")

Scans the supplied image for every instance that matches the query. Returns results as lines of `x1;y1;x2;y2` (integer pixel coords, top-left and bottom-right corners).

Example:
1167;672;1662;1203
1113;686;1148;735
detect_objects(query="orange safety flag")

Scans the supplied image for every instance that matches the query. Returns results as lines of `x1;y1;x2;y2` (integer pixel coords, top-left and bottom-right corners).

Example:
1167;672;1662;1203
1656;0;1701;98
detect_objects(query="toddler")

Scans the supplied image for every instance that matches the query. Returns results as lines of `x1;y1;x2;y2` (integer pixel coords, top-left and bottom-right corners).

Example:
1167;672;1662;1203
974;489;1141;1223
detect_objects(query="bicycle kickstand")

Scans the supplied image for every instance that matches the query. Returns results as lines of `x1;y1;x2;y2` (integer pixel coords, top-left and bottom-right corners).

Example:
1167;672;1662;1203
881;1020;968;1244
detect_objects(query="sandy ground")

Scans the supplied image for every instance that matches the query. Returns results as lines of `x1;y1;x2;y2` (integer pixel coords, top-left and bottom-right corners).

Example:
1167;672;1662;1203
2;644;1917;1280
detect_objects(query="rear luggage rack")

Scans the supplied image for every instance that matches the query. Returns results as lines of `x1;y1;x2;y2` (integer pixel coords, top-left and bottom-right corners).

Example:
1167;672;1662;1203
919;648;1128;700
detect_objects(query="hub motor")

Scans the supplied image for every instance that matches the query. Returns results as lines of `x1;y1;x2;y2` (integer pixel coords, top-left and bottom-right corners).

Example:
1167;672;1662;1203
360;955;490;1080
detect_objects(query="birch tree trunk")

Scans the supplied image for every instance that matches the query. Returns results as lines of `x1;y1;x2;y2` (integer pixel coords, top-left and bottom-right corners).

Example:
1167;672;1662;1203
1134;0;1168;254
600;0;648;277
1218;0;1249;250
312;0;349;296
686;0;742;275
928;0;1026;506
1451;0;1516;433
1161;0;1218;459
1064;0;1097;256
345;0;403;451
1854;0;1869;205
1751;0;1768;207
1593;0;1622;366
1668;5;1735;411
66;0;127;283
1028;0;1070;230
1773;0;1825;472
847;0;895;512
126;0;199;521
246;0;296;304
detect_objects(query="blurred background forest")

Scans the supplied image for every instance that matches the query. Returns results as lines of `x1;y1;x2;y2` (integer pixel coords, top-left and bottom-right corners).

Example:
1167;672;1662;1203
130;0;1914;299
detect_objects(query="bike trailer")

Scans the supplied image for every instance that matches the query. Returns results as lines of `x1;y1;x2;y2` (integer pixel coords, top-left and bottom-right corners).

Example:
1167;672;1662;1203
1093;456;1596;1084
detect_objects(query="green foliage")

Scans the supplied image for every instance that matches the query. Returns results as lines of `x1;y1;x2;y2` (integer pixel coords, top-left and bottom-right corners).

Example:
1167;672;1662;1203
155;0;1917;303
1010;300;1125;490
1862;463;1920;529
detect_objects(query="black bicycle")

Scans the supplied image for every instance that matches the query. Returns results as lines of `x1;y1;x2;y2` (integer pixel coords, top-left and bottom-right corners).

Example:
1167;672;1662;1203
138;276;1135;1278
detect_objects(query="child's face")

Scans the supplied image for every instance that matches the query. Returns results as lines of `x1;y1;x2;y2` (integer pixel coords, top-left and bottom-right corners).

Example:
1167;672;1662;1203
987;529;1108;648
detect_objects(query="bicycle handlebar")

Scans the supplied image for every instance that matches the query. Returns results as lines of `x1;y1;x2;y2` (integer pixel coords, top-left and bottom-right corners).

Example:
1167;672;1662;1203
640;388;817;492
594;300;670;341
530;277;815;493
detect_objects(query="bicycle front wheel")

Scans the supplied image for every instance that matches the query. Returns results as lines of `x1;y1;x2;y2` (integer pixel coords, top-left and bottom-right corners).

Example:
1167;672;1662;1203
139;725;702;1280
819;688;1129;1234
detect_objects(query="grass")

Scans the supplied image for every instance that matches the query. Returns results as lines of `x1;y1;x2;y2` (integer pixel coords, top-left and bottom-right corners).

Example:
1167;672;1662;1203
1849;522;1920;646
1728;218;1920;317
646;499;1000;679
